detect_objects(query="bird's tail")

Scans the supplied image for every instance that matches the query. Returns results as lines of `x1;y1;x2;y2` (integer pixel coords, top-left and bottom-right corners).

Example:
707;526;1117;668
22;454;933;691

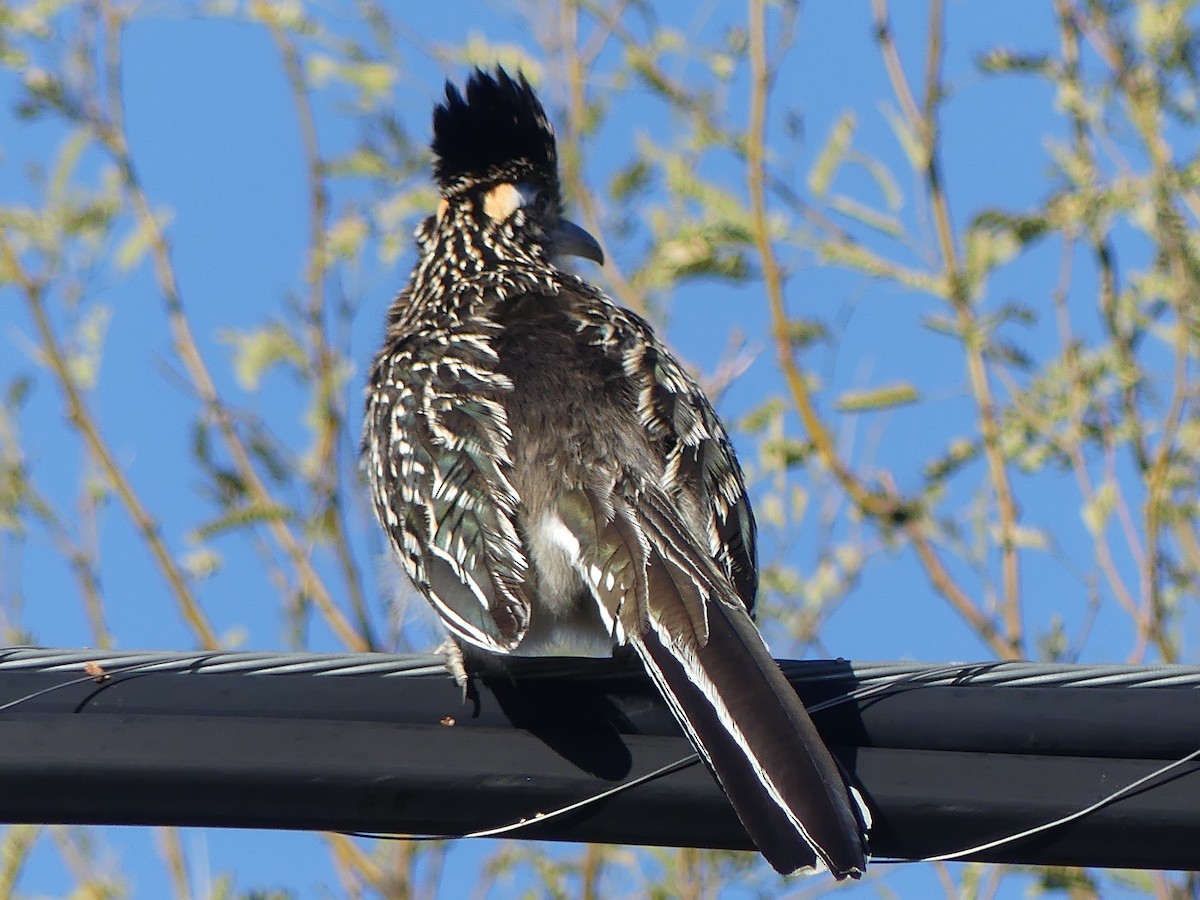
630;597;869;877
567;485;868;875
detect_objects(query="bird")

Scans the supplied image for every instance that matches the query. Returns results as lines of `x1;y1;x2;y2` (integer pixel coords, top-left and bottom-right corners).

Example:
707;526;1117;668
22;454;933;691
363;66;870;878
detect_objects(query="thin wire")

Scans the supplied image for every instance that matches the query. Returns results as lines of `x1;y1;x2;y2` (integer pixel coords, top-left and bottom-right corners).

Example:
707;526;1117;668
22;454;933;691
805;664;1200;865
338;664;1028;848
0;654;217;712
877;743;1200;865
340;753;702;842
0;675;108;713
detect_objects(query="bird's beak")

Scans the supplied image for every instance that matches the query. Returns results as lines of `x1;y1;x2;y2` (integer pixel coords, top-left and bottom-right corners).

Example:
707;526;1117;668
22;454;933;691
551;218;605;266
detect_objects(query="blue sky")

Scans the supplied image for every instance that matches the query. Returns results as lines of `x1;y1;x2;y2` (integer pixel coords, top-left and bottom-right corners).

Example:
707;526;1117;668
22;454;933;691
0;1;1187;897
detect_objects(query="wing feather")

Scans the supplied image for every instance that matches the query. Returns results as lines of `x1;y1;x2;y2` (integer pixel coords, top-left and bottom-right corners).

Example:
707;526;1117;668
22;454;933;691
573;301;758;612
366;325;531;651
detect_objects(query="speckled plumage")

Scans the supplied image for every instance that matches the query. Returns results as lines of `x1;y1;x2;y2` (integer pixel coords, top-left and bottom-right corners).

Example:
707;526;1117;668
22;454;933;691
363;68;869;878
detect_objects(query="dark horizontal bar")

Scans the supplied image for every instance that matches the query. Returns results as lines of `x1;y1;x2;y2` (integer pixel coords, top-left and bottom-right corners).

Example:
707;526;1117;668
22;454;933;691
0;650;1196;869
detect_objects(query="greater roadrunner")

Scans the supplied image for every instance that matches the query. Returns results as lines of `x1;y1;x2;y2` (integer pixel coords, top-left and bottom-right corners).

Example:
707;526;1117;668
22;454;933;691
363;67;870;877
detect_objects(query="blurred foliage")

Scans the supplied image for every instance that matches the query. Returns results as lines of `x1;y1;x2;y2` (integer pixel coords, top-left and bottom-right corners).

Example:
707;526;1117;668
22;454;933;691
2;0;1200;896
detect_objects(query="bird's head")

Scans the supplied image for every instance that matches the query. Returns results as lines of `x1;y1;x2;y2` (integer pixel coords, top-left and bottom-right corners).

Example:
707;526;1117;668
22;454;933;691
428;67;604;268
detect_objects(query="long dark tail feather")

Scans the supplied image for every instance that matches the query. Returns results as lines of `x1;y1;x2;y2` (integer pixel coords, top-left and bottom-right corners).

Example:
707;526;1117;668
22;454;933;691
631;599;869;878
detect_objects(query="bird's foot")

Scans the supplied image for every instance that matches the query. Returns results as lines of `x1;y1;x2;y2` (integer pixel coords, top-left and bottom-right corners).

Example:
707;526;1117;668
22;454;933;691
436;636;471;701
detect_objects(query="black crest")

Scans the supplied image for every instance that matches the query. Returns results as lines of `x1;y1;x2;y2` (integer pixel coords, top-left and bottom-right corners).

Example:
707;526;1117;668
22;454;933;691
432;67;557;193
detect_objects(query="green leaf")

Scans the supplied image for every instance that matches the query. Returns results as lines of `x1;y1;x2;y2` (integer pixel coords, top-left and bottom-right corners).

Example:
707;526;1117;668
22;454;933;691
1082;480;1116;536
67;304;111;390
830;194;904;238
221;323;305;391
5;376;32;408
759;492;785;528
925;436;979;481
972;208;1052;246
305;53;338;87
344;61;395;99
191;502;294;542
817;239;940;292
836;382;920;412
183;547;222;580
881;102;926;171
456;33;542;80
762;437;809;468
327;147;390;178
921;313;958;337
1006;524;1049;551
610;159;652;202
964;221;1020;286
49;128;91;204
785;318;829;349
807;110;856;198
857;151;904;212
325;212;367;260
115;209;171;271
976;48;1051;74
740;397;786;433
250;0;307;31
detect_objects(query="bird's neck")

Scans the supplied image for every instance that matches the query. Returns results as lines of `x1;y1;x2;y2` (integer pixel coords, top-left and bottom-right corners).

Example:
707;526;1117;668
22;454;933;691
404;214;561;319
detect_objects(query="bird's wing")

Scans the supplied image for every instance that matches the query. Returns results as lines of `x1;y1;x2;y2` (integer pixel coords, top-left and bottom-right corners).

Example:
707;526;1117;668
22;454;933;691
573;300;758;612
365;321;530;652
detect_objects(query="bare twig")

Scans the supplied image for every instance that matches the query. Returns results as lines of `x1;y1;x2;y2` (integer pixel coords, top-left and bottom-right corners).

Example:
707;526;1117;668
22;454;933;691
873;0;1023;656
257;1;376;650
0;825;39;898
1079;1;1192;663
157;827;193;900
556;1;648;315
0;233;219;649
752;0;1014;657
88;0;366;651
326;833;376;898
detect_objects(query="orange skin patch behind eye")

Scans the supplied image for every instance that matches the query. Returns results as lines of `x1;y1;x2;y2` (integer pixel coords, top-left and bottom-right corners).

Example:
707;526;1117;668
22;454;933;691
482;182;523;222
